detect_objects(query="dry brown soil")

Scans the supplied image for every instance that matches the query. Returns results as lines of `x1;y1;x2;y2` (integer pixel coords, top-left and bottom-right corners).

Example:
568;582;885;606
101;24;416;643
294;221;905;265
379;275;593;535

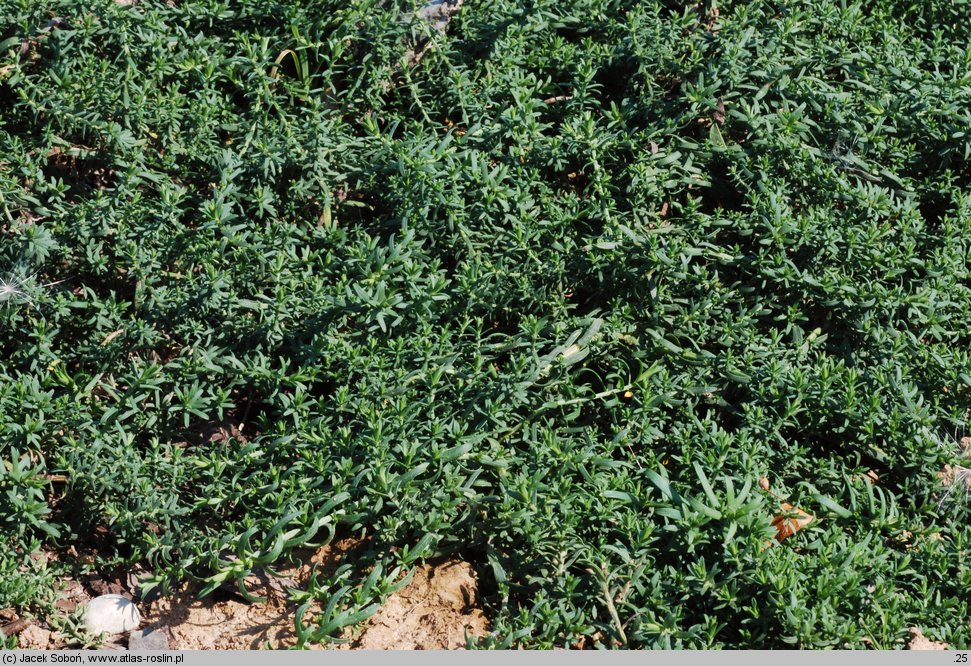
140;558;488;650
10;539;489;650
907;627;948;650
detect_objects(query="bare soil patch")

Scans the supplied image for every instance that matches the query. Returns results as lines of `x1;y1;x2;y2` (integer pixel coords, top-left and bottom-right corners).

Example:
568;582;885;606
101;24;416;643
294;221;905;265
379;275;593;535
137;547;488;650
140;591;299;650
907;627;948;650
338;560;489;650
10;539;488;651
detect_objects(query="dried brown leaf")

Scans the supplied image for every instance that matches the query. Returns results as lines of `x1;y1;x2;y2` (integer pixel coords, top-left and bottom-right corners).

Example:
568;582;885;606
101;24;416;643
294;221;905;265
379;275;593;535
0;619;30;637
713;98;726;125
771;502;814;542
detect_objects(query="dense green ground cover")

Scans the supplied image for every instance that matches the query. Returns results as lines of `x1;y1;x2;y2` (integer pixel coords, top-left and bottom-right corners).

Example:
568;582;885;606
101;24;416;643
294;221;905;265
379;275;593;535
2;0;971;649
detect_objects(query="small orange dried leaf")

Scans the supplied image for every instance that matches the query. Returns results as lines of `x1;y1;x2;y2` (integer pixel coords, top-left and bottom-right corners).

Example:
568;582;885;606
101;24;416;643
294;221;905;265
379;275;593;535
771;502;814;542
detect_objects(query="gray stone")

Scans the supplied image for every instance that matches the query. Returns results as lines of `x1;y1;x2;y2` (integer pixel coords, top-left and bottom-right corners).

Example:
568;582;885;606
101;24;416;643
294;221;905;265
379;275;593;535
129;627;169;651
84;595;141;636
418;0;464;32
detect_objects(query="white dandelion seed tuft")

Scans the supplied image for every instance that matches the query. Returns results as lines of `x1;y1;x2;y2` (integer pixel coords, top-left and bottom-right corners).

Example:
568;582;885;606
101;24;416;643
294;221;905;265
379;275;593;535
0;272;67;312
0;274;29;303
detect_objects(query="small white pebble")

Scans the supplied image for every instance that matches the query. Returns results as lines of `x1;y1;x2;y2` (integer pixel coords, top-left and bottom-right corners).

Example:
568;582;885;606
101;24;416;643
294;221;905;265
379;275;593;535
84;595;141;635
